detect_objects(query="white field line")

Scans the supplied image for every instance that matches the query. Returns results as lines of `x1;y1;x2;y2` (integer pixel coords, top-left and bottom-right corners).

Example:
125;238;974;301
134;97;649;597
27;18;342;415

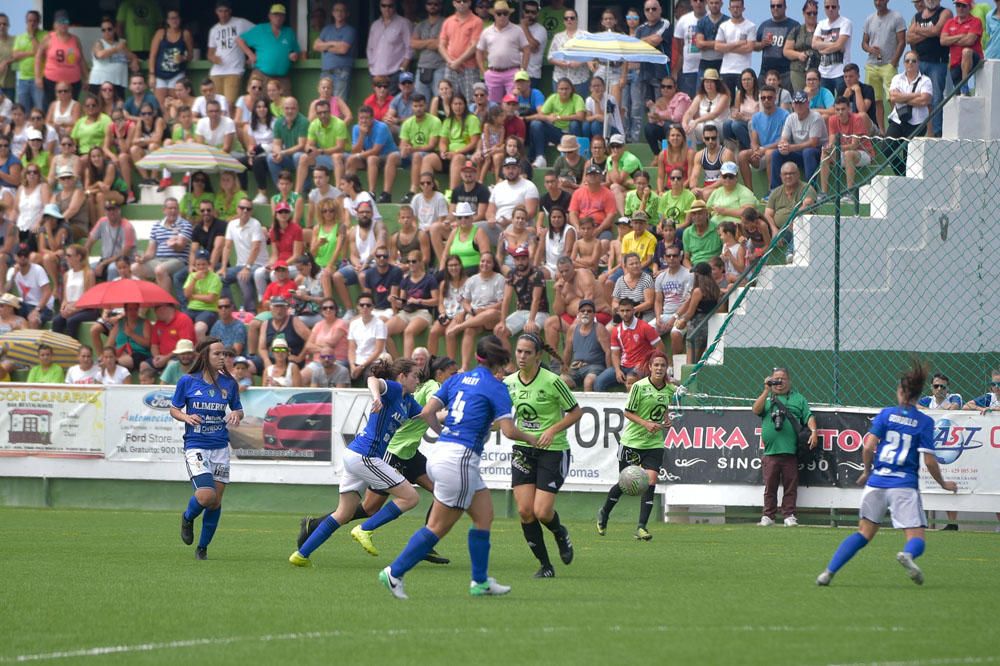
1;625;929;663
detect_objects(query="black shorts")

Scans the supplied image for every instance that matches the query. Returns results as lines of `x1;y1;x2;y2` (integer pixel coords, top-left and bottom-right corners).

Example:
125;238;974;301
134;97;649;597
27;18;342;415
617;445;663;473
511;445;570;492
370;450;428;496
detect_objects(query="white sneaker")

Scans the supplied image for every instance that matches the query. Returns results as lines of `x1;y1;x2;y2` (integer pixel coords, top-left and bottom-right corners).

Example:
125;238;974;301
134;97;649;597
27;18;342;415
469;577;511;596
252;192;268;205
758;516;775;527
532;155;547;169
816;570;833;586
379;566;408;599
784;516;799;527
896;552;924;586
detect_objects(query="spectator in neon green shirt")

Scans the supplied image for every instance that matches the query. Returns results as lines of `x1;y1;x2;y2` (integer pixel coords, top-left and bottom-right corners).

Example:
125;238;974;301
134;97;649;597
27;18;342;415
705;161;758;224
27;344;65;384
116;0;162;56
11;11;46;112
294;98;349;193
607;133;643;215
527;77;585;166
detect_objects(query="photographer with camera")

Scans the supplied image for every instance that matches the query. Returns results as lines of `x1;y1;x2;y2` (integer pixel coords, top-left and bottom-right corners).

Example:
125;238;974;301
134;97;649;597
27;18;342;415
752;367;817;527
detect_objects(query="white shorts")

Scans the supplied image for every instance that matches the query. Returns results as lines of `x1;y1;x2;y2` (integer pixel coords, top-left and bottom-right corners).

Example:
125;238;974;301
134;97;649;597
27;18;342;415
185;447;231;485
427;440;486;510
340;448;405;495
859;486;926;529
506;309;548;334
841;150;873;167
155;73;185;89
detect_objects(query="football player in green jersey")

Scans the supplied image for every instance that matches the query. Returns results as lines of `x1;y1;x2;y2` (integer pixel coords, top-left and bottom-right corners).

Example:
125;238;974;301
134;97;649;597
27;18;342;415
597;352;675;541
504;333;583;578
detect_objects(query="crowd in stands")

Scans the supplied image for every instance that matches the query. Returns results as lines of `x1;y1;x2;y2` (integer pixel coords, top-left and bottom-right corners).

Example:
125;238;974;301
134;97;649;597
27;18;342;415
0;0;993;388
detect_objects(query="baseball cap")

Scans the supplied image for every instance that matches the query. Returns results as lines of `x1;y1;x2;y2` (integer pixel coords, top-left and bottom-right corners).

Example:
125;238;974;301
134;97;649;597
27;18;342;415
720;161;739;176
510;246;530;258
15;243;31;256
608;133;626;146
270;295;289;306
233;355;249;366
42;203;65;219
955;0;971;5
399;71;415;84
502;93;518;104
195;249;210;261
56;165;75;179
26;128;43;142
514;70;530;82
586;164;602;175
792;90;808;104
502;156;519;167
630;210;649;223
616;216;631;225
273;260;288;269
578;299;596;311
269;4;287;14
53;10;70;24
274;201;291;213
461;159;476;171
472;81;488;92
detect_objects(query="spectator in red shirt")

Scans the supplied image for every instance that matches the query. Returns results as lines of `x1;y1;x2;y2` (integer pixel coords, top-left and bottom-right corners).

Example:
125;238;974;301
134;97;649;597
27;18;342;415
145;303;196;371
595;297;665;392
259;260;297;309
940;0;983;94
818;97;875;201
501;93;526;141
569;164;618;238
362;76;394;121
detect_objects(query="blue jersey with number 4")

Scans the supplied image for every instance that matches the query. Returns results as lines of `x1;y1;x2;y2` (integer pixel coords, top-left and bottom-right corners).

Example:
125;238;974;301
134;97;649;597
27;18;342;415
348;380;422;458
171;373;242;450
867;406;935;489
433;366;514;455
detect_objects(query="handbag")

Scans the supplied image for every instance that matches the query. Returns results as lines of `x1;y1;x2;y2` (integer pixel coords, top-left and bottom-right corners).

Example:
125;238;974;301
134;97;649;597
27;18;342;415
769;394;814;461
894;75;922;125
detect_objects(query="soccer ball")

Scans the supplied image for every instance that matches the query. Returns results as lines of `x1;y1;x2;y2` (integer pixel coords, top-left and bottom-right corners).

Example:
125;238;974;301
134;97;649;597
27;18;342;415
618;465;649;496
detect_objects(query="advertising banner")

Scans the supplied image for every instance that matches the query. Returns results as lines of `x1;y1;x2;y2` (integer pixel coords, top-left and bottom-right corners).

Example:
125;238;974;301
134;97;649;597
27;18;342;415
0;384;104;458
664;408;1000;494
105;386;337;463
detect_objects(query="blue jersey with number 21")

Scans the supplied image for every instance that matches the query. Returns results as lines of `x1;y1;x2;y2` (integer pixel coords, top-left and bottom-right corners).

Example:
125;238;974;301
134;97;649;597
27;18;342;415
866;405;935;489
433;366;514;455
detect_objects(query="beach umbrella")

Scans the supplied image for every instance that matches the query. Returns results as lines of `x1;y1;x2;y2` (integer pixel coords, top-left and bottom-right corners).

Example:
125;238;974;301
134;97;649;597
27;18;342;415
550;31;670;137
73;280;178;310
0;330;80;368
135;142;246;174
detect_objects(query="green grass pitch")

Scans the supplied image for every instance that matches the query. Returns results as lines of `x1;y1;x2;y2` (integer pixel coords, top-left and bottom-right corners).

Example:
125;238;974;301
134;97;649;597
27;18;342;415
1;507;997;665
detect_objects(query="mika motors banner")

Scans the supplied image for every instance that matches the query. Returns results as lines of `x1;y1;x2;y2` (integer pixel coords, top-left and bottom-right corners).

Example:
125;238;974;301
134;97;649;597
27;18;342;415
663;408;1000;494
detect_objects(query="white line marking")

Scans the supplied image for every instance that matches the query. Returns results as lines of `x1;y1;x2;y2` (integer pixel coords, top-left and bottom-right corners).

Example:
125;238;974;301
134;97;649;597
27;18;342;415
829;659;1000;666
1;625;939;663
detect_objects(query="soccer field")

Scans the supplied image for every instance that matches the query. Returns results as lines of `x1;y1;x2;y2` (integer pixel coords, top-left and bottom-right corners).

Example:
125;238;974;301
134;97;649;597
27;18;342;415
1;507;997;665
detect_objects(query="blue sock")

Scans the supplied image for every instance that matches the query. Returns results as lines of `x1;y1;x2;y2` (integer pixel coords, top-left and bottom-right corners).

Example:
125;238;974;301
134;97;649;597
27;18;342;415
468;528;491;584
904;537;926;560
183;495;205;522
299;515;340;558
360;501;403;531
390;526;439;578
827;532;869;573
198;507;221;549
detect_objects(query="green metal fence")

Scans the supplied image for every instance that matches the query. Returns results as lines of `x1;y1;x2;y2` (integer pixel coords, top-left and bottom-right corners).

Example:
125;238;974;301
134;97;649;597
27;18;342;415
679;115;999;409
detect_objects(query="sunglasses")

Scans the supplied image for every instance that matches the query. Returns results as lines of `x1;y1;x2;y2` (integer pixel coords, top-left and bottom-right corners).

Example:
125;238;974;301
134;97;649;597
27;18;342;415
660;84;675;89
321;306;336;311
669;175;683;180
218;304;233;309
57;89;71;93
321;208;336;214
665;253;681;258
375;254;389;259
932;384;947;389
406;258;420;263
991;382;1000;387
358;303;374;308
704;135;718;141
721;174;736;179
238;205;253;211
374;83;389;88
495;11;510;16
276;209;291;214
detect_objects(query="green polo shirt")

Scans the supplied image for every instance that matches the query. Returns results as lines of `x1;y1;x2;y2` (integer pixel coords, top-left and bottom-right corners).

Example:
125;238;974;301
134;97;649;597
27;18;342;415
273;113;309;150
307;116;349;149
540;93;585;131
13;31;46;79
684;220;722;266
761;391;812;456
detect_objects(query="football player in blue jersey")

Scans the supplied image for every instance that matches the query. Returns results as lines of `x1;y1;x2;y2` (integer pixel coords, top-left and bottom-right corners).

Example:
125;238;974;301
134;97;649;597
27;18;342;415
817;361;958;586
380;335;539;600
170;337;244;560
289;357;424;566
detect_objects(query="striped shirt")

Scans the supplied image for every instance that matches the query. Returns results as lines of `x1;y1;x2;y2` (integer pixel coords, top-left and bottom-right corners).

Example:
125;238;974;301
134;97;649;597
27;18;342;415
149;217;193;260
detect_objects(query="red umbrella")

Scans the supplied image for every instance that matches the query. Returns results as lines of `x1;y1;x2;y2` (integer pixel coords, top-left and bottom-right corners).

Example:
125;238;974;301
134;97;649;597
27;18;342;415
74;280;179;309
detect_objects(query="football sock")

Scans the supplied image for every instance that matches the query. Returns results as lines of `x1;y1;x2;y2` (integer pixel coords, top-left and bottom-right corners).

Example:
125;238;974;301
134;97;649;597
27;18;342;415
351;505;369;522
183;495;205;522
198;507;221;549
360;501;403;531
601;485;623;519
541;512;563;535
390;526;439;578
521;520;551;567
827;532;869;573
468;528;491;584
904;537;925;560
299;515;340;558
638;485;656;528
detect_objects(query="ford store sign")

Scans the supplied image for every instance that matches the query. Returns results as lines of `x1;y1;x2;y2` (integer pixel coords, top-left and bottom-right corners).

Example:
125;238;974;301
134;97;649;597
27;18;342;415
143;391;175;410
